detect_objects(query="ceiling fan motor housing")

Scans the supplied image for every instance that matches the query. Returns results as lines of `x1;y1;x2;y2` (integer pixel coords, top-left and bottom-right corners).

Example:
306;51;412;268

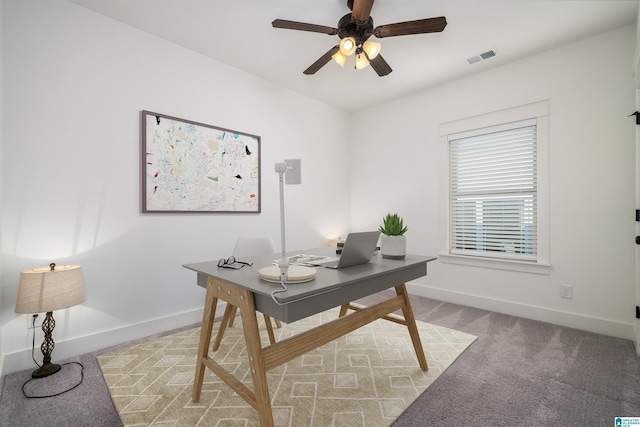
337;13;374;46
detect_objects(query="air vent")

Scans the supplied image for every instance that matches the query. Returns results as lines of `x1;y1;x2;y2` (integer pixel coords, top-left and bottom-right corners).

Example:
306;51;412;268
467;49;497;64
480;50;496;60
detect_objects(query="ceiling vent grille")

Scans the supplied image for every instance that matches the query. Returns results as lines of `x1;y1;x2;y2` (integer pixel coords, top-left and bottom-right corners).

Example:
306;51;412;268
467;49;497;64
480;50;496;60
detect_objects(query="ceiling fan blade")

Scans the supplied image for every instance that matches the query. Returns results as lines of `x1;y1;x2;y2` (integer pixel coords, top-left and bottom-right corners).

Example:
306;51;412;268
369;54;392;77
272;19;338;35
374;16;447;38
351;0;375;24
303;46;340;75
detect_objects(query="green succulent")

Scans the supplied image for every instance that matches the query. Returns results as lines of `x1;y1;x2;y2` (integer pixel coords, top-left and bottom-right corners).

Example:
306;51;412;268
379;213;408;236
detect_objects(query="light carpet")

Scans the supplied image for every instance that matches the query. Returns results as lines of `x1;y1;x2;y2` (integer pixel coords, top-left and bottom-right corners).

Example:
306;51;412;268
97;307;476;427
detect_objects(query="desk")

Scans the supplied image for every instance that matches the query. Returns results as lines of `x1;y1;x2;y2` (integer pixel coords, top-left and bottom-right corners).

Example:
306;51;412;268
183;250;436;427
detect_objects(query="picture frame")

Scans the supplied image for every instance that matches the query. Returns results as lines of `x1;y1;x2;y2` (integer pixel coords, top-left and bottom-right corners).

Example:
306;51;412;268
141;110;261;213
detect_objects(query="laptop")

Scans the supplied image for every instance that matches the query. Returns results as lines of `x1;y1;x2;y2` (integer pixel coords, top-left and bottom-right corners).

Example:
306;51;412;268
308;231;380;269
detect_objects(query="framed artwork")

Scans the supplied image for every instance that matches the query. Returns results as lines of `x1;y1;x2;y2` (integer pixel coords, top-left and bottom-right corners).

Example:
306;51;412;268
141;111;261;213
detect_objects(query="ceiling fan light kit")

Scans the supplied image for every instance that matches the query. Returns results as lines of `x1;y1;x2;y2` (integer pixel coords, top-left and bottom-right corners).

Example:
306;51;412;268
335;36;379;70
355;51;370;69
272;0;447;77
339;37;357;56
332;50;348;67
363;40;381;59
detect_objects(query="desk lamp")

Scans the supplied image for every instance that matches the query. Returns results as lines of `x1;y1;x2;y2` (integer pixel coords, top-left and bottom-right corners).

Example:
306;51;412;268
254;159;316;287
274;159;301;282
15;263;85;378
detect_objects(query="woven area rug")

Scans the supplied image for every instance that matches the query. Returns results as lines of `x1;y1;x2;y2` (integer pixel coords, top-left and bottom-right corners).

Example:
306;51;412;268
97;307;476;426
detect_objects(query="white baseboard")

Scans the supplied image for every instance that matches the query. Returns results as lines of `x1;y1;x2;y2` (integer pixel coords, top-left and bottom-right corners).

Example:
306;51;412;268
407;283;637;343
2;302;221;375
4;288;636;375
0;354;5;393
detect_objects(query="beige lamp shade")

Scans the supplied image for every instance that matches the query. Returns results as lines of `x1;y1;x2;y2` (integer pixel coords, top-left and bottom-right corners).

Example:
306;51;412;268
339;37;356;56
355;52;370;70
15;264;85;313
363;40;381;59
332;50;348;67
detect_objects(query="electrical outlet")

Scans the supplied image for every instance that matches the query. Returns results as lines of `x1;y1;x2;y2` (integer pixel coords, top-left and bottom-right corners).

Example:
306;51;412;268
560;284;573;299
27;313;42;330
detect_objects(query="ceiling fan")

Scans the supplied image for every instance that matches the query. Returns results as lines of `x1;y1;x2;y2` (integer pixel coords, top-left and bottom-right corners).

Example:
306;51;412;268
272;0;447;76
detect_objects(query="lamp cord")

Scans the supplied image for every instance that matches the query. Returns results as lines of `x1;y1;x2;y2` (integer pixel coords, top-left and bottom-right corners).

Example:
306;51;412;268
30;316;41;368
270;277;289;305
21;362;85;399
22;315;85;399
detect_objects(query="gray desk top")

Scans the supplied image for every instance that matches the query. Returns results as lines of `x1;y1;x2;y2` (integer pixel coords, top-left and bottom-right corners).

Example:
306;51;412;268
184;249;436;323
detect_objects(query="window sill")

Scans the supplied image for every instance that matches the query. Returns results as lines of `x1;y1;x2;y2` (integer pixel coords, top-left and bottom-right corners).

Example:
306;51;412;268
439;254;551;275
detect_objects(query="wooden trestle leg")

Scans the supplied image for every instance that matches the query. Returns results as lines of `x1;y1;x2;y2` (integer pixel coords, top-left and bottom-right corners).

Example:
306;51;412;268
338;283;429;371
212;303;235;351
236;285;274;427
229;305;282;329
192;277;275;426
395;283;429;370
214;305;280;351
192;279;218;402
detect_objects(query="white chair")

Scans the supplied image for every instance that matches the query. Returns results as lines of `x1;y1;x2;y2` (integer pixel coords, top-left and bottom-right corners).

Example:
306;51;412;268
212;236;281;350
233;236;277;259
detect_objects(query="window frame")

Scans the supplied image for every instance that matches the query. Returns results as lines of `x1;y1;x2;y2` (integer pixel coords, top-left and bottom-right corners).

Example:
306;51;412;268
439;100;550;274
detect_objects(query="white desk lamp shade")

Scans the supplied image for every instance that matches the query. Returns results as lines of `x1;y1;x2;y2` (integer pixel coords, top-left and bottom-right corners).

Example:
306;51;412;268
263;158;316;284
284;159;301;185
15;265;85;313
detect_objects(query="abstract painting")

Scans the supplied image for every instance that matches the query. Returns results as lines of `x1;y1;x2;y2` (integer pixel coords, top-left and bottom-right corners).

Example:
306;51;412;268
141;111;260;213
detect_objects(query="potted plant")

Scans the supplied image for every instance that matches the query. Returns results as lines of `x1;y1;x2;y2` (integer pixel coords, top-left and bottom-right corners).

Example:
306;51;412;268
379;213;408;259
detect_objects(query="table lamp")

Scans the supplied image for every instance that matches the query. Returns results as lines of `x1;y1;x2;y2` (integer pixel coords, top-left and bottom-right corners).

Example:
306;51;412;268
275;159;301;282
258;159;316;286
15;263;85;378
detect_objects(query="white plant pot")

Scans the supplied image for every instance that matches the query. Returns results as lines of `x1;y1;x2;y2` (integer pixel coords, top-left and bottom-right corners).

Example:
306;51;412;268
380;235;406;259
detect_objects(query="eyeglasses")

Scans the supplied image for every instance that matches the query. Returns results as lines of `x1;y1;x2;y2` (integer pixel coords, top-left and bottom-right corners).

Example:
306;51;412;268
217;256;253;270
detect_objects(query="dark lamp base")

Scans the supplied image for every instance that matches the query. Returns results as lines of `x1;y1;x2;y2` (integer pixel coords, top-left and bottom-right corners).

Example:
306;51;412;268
32;362;62;378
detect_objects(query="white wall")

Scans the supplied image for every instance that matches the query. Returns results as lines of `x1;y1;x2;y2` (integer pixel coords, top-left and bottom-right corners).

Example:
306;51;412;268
351;25;637;340
0;0;5;384
0;0;352;373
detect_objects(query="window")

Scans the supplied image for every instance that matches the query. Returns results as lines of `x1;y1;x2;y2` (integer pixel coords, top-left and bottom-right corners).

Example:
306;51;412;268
449;120;537;261
439;101;549;274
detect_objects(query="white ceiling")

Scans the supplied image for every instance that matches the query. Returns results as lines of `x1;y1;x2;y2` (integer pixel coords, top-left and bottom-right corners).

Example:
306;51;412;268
70;0;638;112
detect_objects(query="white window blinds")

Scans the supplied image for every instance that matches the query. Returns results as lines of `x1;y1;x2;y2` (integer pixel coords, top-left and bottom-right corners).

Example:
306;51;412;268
449;119;537;261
